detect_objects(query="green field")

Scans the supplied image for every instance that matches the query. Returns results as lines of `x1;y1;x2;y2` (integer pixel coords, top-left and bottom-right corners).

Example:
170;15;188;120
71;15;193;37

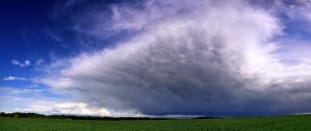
1;115;311;131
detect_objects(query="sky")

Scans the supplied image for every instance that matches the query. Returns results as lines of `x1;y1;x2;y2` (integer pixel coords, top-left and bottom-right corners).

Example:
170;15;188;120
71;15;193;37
2;0;311;117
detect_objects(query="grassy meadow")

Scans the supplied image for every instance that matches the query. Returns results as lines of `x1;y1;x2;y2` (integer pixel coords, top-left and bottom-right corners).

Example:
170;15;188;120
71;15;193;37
1;115;311;131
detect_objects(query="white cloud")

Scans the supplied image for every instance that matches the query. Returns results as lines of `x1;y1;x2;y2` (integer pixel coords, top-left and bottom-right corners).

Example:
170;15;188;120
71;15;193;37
0;87;47;97
22;102;112;116
3;76;27;81
11;59;19;65
0;88;140;117
40;78;74;89
24;60;31;66
11;59;31;67
17;101;142;117
36;0;311;116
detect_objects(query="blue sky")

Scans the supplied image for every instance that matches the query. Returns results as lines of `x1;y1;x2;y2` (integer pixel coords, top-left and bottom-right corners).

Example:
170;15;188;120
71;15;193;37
0;0;73;82
0;0;82;113
2;0;311;116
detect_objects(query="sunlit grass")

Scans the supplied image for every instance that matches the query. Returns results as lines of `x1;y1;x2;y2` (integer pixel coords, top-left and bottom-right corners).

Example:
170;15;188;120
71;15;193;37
1;115;311;131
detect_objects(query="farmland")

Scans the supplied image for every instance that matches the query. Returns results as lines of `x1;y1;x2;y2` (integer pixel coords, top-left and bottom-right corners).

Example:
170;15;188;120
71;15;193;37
1;115;311;131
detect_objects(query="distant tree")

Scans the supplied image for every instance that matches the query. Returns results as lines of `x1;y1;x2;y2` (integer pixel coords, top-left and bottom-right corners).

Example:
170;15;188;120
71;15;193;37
0;112;5;117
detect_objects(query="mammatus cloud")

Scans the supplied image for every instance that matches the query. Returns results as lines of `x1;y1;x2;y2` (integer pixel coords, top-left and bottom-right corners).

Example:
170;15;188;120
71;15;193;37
11;59;31;67
38;0;311;116
3;76;27;81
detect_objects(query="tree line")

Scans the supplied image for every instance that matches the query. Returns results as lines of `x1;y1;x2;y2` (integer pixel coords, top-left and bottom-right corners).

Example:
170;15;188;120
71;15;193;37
0;112;170;120
0;112;221;120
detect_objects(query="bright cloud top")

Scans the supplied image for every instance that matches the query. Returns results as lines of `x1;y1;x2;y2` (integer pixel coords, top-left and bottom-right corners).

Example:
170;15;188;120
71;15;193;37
37;0;311;116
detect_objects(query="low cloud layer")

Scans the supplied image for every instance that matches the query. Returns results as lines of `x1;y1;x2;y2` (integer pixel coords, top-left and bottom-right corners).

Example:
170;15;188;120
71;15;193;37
22;102;112;116
39;0;311;116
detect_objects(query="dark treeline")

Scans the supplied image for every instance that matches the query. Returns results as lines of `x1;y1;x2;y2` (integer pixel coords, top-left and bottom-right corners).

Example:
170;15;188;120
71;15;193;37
0;112;45;118
0;112;221;120
0;112;159;120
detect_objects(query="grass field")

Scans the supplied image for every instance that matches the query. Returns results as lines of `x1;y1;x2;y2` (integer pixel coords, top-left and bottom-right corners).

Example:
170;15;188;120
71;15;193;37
1;115;311;131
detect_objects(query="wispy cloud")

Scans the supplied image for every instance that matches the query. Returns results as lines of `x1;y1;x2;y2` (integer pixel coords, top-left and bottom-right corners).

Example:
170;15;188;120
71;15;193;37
0;87;43;94
35;59;44;66
3;76;27;81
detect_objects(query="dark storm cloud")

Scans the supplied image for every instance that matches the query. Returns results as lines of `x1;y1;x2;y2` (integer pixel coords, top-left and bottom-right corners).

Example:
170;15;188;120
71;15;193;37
39;0;311;116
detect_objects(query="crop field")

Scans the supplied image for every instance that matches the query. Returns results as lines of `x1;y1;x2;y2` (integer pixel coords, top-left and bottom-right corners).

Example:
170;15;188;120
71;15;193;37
1;115;311;131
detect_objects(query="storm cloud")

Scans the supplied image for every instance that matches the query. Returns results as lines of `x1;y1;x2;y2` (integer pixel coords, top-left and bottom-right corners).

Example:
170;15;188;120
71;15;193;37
40;0;311;116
